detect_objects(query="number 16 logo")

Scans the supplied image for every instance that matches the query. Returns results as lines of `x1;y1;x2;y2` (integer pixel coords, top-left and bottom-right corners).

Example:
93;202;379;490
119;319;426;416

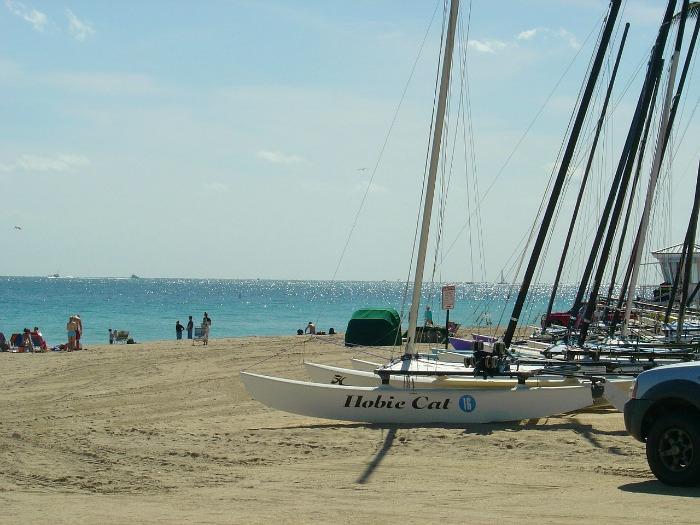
459;395;476;413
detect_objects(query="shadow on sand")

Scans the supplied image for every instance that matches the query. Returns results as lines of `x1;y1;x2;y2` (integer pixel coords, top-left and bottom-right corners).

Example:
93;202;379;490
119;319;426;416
356;428;397;484
619;480;700;497
253;408;630;484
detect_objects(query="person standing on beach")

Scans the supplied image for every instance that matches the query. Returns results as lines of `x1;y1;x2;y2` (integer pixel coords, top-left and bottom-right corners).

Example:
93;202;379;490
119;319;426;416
186;316;194;339
424;306;433;326
66;316;78;351
175;320;185;340
109;328;114;344
202;314;210;345
74;314;83;350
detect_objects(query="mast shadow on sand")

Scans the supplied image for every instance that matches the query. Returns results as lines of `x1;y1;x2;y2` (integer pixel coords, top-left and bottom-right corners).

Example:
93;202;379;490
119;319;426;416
356;427;397;484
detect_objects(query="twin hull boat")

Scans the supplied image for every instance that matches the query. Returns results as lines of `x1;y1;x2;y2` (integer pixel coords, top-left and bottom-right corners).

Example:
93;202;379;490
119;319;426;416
240;371;594;424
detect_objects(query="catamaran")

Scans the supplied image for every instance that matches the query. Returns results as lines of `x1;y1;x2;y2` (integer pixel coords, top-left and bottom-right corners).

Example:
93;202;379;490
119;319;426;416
239;0;631;424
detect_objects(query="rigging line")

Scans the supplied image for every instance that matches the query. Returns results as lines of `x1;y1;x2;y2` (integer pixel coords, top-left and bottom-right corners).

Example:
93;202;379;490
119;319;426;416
506;25;601;301
462;0;486;283
611;51;649;113
437;14;604;268
327;0;442;289
432;81;458;287
432;37;461;289
433;13;471;286
675;22;699;134
405;0;449;319
672;94;700;159
478;14;603;203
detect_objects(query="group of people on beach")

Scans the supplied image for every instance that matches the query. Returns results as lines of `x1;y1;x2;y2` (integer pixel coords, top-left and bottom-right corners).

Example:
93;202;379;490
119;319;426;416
176;312;211;344
0;318;77;353
0;327;48;352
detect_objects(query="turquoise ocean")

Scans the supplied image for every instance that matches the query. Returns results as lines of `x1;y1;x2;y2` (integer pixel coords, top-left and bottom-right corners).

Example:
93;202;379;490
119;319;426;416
1;277;647;347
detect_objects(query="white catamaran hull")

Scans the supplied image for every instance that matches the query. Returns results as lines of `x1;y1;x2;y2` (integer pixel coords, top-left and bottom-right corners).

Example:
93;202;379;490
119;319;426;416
305;361;578;389
601;377;634;411
350;358;384;371
240;371;594;424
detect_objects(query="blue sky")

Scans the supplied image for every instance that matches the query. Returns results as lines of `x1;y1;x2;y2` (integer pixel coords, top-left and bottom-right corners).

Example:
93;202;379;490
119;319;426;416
1;1;698;284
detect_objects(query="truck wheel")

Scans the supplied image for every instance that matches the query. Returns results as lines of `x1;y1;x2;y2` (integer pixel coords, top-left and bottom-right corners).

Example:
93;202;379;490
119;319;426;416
646;413;700;486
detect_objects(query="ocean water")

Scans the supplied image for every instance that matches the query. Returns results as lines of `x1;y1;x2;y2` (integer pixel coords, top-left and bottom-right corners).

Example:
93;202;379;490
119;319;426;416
0;276;645;347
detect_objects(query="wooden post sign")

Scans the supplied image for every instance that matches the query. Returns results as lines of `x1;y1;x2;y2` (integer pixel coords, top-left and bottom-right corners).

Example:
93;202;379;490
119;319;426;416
441;284;455;310
441;284;455;350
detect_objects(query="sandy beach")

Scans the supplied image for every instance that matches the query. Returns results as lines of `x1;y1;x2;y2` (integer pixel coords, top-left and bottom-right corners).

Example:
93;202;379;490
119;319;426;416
1;334;698;524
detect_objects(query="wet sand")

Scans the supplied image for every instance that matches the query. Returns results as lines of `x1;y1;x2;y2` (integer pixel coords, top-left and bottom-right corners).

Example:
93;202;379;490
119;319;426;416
1;334;697;524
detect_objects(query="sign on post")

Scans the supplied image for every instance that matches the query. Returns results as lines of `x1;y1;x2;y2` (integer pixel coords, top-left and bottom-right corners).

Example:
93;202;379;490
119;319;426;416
441;284;455;310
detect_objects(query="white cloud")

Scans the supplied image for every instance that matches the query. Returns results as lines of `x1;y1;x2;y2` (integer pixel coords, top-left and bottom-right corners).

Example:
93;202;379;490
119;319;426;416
0;153;90;173
517;29;538;41
467;39;507;54
66;9;95;42
256;150;305;164
515;27;580;49
556;29;580;50
5;0;48;32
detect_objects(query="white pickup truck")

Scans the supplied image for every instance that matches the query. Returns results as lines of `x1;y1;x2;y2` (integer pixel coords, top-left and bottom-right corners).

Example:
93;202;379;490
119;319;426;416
624;361;700;486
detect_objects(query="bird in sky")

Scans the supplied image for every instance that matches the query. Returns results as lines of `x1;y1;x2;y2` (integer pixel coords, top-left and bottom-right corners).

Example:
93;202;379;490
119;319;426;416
14;225;22;230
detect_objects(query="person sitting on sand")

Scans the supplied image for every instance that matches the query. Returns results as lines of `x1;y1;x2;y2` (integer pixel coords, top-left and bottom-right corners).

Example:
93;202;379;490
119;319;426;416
22;328;35;353
304;321;316;335
31;326;47;351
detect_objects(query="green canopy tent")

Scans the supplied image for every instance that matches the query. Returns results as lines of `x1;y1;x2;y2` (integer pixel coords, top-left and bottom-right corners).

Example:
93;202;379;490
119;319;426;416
344;308;403;347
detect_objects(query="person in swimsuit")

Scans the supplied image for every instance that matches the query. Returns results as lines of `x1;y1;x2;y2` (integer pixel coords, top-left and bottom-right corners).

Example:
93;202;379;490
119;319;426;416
66;316;78;351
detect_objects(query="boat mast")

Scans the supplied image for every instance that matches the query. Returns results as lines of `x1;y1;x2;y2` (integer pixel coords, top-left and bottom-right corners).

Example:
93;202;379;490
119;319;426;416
405;0;459;356
572;0;677;345
676;167;700;340
658;11;700;320
606;73;662;333
621;0;690;337
615;10;698;329
502;0;621;348
544;23;630;328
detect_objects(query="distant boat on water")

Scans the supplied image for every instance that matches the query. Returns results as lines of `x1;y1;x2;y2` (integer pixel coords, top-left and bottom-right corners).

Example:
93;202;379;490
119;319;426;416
48;273;60;279
130;274;140;279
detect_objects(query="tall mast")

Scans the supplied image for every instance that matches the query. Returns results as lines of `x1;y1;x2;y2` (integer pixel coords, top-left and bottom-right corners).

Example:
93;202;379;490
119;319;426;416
621;0;690;336
544;22;630;327
664;236;691;323
607;73;662;333
675;161;700;339
676;165;700;341
503;0;621;348
658;11;700;321
571;0;677;342
405;0;459;356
